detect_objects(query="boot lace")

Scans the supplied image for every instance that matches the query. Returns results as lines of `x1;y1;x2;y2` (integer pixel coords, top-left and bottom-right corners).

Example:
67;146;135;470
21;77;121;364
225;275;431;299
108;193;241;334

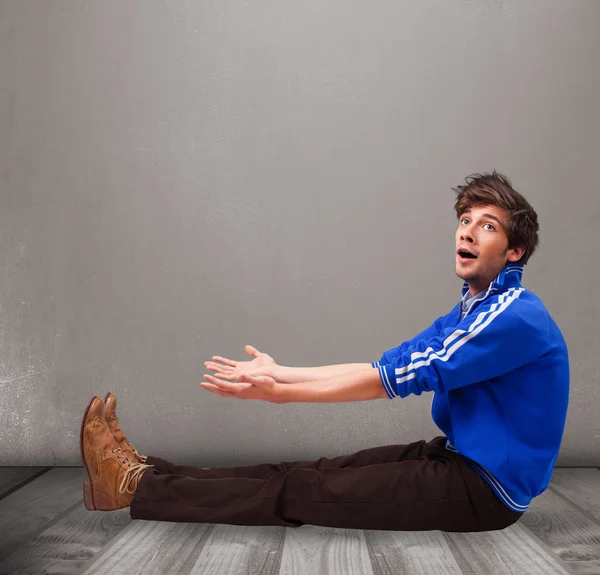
127;441;147;463
111;448;153;494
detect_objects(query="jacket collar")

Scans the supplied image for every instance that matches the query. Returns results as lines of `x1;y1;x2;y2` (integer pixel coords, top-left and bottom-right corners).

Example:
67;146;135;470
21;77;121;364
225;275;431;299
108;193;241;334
461;262;524;298
460;263;524;316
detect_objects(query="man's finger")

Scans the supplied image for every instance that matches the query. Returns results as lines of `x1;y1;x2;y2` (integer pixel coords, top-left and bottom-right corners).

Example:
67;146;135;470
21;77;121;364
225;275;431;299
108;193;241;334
237;374;268;387
205;364;237;379
212;356;237;367
205;361;234;371
200;382;237;399
204;374;252;393
208;371;236;380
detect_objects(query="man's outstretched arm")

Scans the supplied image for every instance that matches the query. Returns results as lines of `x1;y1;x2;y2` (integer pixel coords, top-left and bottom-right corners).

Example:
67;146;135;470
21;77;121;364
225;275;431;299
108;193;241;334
205;345;372;383
272;364;373;383
202;367;389;403
276;368;388;402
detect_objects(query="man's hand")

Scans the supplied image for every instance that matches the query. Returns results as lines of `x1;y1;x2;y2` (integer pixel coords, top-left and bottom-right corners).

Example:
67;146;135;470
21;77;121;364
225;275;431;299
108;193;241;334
204;345;277;381
200;372;282;403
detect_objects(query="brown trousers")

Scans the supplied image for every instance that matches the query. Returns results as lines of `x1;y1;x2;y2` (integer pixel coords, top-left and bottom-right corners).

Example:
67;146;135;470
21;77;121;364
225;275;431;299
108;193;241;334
130;436;523;532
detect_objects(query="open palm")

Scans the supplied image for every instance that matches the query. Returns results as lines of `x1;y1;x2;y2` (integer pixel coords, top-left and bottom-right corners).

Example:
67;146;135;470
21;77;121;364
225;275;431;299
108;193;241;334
204;345;276;381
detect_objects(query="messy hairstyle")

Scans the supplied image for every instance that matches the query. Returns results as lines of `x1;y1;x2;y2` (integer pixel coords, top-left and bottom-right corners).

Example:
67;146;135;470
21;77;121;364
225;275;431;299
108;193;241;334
453;171;539;265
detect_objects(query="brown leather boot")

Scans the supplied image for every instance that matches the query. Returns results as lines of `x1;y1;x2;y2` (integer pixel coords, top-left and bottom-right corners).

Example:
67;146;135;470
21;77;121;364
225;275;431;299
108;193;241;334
80;396;152;511
104;392;147;464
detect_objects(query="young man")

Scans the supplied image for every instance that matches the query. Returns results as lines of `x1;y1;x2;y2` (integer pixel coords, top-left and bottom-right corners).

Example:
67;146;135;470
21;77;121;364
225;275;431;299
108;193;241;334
80;172;569;532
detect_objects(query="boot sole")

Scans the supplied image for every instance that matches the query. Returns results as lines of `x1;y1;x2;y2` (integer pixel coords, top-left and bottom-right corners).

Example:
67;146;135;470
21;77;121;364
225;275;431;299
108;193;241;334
80;396;99;510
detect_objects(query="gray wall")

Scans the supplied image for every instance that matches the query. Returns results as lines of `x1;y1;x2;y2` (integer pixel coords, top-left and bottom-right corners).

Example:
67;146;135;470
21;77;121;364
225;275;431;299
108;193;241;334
1;1;598;466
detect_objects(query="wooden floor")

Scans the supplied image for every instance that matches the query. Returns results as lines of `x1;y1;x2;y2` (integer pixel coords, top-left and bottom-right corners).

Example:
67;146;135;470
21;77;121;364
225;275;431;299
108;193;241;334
0;467;599;574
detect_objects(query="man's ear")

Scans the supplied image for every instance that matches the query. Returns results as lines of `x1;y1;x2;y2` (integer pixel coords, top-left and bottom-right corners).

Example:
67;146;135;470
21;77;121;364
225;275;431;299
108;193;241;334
507;245;526;262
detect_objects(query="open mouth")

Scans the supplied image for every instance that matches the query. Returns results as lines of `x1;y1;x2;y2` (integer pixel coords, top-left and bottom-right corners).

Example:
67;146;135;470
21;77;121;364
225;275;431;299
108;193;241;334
458;250;477;260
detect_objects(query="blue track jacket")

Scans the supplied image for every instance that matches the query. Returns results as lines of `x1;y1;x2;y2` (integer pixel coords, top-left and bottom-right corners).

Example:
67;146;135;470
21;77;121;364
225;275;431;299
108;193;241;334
372;263;569;512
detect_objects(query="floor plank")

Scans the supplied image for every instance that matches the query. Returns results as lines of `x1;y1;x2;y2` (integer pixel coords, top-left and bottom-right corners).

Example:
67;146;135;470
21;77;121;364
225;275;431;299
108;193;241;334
279;525;372;575
0;468;85;564
189;524;286;575
520;486;600;575
80;521;286;575
549;469;600;522
80;521;214;575
56;492;285;575
364;530;462;575
0;467;48;498
444;522;573;575
0;505;131;575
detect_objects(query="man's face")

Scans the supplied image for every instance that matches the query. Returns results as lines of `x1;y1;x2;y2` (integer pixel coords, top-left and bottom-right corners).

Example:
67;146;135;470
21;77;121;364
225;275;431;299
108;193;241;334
455;205;525;295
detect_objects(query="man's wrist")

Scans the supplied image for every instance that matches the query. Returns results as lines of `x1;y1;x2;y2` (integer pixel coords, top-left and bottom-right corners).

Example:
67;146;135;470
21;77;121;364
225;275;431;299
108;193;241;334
270;364;286;382
271;383;288;404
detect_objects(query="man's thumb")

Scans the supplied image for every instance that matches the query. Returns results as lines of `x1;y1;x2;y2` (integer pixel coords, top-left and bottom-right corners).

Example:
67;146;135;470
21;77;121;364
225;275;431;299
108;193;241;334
245;345;259;357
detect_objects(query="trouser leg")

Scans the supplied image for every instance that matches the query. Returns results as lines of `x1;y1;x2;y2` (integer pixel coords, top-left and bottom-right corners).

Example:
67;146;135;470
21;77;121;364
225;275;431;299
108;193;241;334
145;437;438;480
130;437;522;532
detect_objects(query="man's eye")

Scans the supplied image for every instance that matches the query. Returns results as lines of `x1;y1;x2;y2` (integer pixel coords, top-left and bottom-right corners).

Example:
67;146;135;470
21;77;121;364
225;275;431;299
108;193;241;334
461;218;469;225
484;223;496;231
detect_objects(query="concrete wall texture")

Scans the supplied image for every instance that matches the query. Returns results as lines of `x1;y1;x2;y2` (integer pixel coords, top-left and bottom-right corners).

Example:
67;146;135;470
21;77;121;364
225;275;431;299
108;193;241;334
1;1;598;465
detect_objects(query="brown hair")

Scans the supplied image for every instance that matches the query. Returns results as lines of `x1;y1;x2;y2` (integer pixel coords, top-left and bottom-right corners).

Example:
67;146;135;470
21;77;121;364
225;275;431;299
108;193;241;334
453;171;539;265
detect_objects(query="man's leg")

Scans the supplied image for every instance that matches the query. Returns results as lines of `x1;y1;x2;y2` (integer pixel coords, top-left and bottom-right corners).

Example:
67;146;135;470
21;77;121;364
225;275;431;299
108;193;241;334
130;437;522;532
145;437;438;479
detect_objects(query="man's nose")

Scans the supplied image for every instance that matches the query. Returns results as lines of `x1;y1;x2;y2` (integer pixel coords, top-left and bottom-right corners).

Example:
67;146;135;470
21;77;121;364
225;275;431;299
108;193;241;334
460;229;474;242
